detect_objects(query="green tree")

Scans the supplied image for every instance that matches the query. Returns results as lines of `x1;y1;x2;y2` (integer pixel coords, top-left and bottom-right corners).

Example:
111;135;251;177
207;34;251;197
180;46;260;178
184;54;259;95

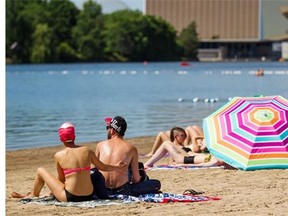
103;10;179;62
103;10;143;61
6;0;25;62
57;42;79;62
6;0;184;63
178;21;199;61
30;24;52;63
46;0;79;62
72;0;105;61
6;0;48;63
140;15;180;61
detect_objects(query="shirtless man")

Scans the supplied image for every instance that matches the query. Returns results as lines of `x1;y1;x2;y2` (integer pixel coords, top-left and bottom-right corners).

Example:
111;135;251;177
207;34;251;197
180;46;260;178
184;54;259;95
96;116;161;196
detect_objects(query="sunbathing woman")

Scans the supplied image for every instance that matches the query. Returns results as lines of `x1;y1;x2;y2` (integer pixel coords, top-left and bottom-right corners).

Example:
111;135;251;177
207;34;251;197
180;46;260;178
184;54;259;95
144;140;223;168
12;122;127;202
145;127;188;157
183;125;208;153
145;125;207;157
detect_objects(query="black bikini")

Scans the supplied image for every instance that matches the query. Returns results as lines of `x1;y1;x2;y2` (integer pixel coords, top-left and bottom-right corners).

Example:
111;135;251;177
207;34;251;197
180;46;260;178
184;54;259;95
182;147;195;164
65;189;93;202
182;147;192;153
184;156;196;164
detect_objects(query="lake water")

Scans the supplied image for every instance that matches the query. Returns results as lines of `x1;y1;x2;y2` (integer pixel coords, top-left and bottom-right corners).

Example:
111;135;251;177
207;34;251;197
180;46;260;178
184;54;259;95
6;61;288;150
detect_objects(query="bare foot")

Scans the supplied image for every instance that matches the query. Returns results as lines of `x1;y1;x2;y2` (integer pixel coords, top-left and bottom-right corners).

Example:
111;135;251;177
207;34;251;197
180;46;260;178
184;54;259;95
144;153;153;157
11;192;32;198
138;153;152;158
11;192;25;198
23;192;34;199
143;163;153;169
143;151;155;157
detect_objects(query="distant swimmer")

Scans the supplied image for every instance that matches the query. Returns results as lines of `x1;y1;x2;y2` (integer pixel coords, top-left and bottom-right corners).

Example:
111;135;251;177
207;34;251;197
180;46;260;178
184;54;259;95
256;69;264;77
180;61;191;66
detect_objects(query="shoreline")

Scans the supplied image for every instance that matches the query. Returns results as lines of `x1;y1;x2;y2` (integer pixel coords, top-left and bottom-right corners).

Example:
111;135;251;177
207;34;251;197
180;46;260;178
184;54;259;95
6;136;288;215
5;135;155;152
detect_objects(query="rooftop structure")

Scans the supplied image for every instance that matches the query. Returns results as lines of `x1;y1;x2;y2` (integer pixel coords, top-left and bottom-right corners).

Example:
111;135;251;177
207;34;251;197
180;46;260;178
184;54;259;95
146;0;288;61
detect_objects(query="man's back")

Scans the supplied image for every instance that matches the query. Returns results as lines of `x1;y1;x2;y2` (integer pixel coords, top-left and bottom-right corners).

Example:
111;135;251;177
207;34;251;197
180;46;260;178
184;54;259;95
95;116;160;196
96;137;141;188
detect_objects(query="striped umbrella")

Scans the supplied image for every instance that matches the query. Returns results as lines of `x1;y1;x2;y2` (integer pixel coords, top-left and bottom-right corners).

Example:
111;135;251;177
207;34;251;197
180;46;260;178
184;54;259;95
203;95;288;170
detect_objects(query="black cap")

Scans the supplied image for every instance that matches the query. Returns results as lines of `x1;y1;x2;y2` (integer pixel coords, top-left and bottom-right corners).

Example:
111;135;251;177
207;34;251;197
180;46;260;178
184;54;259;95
109;116;127;136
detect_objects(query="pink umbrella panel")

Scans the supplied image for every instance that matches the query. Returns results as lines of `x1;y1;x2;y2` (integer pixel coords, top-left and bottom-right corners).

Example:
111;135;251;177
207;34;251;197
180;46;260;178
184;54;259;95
203;95;288;171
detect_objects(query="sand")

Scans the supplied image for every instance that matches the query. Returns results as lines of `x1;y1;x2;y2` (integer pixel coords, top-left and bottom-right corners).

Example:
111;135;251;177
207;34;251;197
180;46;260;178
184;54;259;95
6;136;288;216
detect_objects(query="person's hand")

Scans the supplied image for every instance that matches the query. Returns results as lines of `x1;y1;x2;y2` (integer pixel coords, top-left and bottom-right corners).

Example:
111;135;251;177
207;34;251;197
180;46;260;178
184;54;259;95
196;139;203;146
116;160;128;170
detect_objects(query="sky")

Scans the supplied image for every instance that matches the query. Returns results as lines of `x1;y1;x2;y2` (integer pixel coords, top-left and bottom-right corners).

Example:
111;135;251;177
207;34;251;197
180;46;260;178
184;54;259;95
72;0;145;13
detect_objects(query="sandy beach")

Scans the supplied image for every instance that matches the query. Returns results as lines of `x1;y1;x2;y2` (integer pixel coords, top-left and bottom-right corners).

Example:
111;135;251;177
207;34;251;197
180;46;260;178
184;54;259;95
6;136;288;216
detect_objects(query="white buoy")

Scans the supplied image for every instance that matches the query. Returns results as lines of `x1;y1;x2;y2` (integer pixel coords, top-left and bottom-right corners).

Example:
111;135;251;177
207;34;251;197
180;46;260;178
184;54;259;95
178;98;183;102
193;97;199;102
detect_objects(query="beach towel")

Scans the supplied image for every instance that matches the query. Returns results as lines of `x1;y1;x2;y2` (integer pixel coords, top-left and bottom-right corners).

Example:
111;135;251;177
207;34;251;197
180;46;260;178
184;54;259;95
18;195;138;208
137;193;220;203
145;164;224;171
18;193;220;208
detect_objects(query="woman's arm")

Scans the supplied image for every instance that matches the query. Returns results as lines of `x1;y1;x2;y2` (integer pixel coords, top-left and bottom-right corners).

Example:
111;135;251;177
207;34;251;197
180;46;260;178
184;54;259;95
90;151;127;171
95;142;101;158
190;136;205;153
194;136;204;142
54;153;65;183
173;143;190;156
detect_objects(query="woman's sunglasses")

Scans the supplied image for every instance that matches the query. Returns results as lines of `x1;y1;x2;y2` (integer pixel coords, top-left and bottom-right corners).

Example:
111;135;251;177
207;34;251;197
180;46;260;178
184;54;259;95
177;134;186;138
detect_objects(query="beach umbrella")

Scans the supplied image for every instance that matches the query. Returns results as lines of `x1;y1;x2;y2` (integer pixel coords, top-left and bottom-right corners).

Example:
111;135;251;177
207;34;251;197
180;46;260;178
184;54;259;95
203;95;288;171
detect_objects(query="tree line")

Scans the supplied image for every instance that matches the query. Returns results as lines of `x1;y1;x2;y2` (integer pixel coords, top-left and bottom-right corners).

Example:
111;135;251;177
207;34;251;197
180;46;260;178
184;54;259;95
6;0;199;64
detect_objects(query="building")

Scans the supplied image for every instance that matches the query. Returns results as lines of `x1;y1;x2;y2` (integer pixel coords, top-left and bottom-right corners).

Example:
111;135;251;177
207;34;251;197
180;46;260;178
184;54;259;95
145;0;288;61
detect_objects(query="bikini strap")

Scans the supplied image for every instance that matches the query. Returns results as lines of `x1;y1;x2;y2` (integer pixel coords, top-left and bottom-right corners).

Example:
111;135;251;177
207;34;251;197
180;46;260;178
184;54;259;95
63;166;90;175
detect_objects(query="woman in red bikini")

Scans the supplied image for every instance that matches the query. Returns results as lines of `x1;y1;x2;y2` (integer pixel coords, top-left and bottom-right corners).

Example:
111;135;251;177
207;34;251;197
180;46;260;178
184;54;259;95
12;122;127;202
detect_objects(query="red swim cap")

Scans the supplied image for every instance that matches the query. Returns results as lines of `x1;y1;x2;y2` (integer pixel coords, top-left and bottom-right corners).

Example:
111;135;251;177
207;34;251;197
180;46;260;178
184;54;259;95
58;122;75;143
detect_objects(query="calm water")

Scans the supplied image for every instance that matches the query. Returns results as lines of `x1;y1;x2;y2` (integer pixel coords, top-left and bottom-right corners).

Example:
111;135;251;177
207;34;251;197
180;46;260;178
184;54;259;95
6;61;288;150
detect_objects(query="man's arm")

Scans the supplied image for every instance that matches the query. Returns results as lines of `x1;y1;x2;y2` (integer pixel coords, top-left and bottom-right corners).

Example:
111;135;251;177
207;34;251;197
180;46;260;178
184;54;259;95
95;142;100;158
130;147;141;183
